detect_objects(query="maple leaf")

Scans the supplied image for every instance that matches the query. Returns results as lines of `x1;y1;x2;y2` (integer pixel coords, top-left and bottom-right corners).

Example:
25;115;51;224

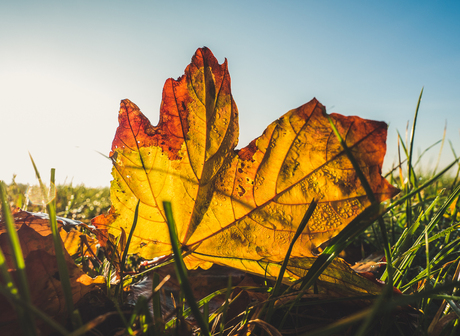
93;47;398;292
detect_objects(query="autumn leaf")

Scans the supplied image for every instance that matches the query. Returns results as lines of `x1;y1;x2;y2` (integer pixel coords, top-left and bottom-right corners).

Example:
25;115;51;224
0;210;98;261
93;47;398;292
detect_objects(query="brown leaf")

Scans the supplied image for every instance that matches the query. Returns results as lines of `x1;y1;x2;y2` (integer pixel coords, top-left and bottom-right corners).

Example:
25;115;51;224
0;211;104;334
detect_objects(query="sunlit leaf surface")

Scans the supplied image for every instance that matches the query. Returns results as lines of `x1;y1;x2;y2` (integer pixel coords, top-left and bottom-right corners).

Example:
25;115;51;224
93;47;398;291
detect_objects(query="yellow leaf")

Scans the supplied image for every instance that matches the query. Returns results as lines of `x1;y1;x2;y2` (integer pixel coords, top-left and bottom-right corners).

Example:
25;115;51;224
93;47;398;288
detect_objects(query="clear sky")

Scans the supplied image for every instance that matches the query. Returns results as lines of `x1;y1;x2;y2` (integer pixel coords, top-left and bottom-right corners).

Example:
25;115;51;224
1;0;459;187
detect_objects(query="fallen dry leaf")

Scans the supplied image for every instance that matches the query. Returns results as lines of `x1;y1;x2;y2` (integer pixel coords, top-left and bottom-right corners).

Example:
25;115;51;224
0;211;104;335
0;210;98;263
92;47;398;293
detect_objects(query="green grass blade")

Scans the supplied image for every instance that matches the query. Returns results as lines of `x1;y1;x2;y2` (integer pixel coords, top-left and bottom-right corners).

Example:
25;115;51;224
446;299;460;318
325;113;375;202
117;199;141;302
127;295;153;335
412;139;443;169
66;312;121;336
0;187;21;300
0;181;37;335
401;223;460;259
412;183;460;254
165;285;264;329
297;308;372;336
120;199;140;272
391;184;460;288
299;280;460;336
122;257;176;282
403;89;424;239
0;247;18;297
48;168;79;328
152;272;164;334
385;158;459;213
297;282;460;336
218;276;233;336
264;200;317;322
424;222;431;291
29;157;79;329
326;112;394;284
0;285;70;335
387;190;445;284
408;87;423;189
202;300;209;333
163;201;210;336
0;247;31;335
354;289;388;336
0;181;30;298
295;202;381;291
401;238;460;291
279;202;381;329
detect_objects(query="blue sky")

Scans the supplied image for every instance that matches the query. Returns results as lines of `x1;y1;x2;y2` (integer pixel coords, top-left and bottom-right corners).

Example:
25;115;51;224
1;0;459;187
